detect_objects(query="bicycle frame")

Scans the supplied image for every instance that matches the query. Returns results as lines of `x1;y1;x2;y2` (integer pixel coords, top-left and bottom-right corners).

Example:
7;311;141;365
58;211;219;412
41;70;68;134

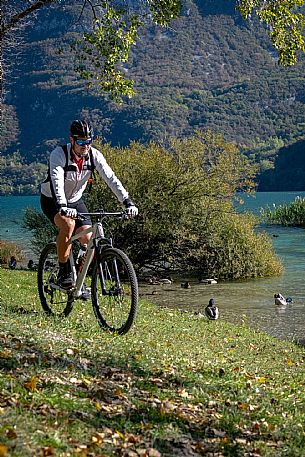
38;209;138;334
68;211;123;299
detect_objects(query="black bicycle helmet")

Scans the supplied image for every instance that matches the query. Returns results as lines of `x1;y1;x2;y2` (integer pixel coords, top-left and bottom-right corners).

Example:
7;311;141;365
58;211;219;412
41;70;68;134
70;119;93;138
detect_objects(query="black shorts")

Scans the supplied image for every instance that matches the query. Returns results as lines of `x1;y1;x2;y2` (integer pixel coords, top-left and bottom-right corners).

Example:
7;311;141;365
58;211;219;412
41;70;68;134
40;194;92;229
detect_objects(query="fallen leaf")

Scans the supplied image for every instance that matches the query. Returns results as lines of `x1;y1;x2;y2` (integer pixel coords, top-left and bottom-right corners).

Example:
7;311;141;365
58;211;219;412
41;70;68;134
94;400;102;411
238;402;250;411
91;432;104;446
81;378;91;387
6;429;17;439
179;389;191;398
0;445;8;457
73;444;88;456
0;350;11;359
24;376;39;392
148;449;161;457
126;434;139;444
42;447;55;456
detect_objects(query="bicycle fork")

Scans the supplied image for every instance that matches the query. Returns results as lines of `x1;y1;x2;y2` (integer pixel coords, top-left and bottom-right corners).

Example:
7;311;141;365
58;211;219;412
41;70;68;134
98;251;122;297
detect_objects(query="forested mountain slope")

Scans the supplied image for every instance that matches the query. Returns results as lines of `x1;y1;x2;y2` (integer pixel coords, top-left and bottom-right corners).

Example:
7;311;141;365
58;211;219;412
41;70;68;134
2;0;305;191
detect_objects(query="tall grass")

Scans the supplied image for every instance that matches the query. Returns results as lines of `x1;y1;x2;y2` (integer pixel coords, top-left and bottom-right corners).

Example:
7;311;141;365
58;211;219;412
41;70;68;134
261;196;305;227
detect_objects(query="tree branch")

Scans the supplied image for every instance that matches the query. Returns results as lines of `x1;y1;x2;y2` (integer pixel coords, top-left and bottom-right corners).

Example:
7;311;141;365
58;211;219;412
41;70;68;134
1;0;54;40
86;0;99;21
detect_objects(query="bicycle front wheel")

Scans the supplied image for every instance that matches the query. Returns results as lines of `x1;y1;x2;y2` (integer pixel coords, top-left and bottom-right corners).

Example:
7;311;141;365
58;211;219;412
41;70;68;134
37;242;74;317
91;247;138;335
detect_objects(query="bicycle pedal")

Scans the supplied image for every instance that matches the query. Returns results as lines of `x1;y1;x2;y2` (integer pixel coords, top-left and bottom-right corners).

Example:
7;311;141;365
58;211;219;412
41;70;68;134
80;287;91;301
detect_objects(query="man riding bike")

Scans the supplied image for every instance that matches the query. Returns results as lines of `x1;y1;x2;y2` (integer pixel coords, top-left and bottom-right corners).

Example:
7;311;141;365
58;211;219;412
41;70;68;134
40;119;138;294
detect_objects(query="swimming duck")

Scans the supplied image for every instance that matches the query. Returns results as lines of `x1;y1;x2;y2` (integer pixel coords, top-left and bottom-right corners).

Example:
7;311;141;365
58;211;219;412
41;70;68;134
159;278;173;284
205;298;219;320
199;278;218;284
146;276;161;285
181;281;191;289
274;294;293;306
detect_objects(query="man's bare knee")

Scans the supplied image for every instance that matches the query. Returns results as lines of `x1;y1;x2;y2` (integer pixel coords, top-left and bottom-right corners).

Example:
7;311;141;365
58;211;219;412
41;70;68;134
55;214;75;233
75;225;92;245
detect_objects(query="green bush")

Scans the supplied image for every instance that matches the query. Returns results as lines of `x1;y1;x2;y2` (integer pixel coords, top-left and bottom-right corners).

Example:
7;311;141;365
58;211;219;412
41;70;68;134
85;131;282;279
199;212;283;279
23;208;57;255
0;240;24;265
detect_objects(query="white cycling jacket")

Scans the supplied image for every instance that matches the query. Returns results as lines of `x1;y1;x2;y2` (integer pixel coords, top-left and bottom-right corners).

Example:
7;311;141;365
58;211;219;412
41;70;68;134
41;143;129;208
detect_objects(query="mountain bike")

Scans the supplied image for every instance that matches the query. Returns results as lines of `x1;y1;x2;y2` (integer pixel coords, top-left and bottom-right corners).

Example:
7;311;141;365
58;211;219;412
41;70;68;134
37;210;138;335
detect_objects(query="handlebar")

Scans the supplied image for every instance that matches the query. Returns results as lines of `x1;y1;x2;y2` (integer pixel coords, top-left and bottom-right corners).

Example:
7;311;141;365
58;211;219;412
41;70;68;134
60;208;134;221
76;210;128;221
79;211;126;217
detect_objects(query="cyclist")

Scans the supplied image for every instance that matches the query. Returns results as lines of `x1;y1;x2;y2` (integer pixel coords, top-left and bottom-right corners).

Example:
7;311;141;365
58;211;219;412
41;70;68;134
40;119;138;292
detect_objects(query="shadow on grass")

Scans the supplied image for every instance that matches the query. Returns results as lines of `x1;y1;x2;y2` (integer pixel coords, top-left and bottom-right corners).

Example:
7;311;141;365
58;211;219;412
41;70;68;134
0;332;263;457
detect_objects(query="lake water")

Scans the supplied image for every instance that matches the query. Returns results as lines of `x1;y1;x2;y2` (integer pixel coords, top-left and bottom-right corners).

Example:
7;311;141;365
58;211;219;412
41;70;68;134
0;195;40;260
1;192;305;342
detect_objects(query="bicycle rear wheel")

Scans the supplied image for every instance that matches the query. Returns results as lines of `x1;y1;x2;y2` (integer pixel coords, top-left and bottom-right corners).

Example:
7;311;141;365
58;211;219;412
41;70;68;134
91;247;138;335
37;242;74;317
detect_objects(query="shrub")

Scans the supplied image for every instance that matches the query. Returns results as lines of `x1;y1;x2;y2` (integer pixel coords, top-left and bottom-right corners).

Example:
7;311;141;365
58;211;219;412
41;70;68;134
0;240;24;266
197;212;283;279
23;208;57;255
85;131;282;279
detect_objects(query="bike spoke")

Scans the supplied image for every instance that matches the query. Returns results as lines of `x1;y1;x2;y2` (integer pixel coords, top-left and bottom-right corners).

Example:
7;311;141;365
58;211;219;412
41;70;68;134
38;242;74;317
92;248;138;334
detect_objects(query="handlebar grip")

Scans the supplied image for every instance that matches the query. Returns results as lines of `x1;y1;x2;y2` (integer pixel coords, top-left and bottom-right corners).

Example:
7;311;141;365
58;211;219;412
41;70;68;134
60;208;80;219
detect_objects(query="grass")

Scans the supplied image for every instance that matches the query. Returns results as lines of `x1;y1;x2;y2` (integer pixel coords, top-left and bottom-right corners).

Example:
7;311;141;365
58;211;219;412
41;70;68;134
0;268;305;456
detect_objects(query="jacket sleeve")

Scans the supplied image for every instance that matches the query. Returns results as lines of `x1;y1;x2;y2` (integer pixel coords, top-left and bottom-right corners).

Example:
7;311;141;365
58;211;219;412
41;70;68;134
93;148;129;203
49;146;67;209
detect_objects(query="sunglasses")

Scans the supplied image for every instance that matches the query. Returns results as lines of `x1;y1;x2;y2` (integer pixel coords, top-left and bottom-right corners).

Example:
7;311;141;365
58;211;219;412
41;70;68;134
75;139;92;146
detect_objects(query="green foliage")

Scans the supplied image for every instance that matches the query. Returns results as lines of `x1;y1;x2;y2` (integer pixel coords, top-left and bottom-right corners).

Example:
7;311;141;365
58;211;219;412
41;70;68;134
149;0;182;26
71;0;305;97
0;240;23;265
86;131;282;279
202;211;283;279
258;139;305;191
261;196;305;226
0;152;47;196
237;0;305;65
73;0;182;99
0;104;20;151
73;8;142;100
23;208;57;255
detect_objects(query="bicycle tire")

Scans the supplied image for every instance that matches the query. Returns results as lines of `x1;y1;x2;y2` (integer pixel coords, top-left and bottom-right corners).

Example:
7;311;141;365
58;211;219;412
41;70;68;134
91;247;138;335
37;242;74;317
